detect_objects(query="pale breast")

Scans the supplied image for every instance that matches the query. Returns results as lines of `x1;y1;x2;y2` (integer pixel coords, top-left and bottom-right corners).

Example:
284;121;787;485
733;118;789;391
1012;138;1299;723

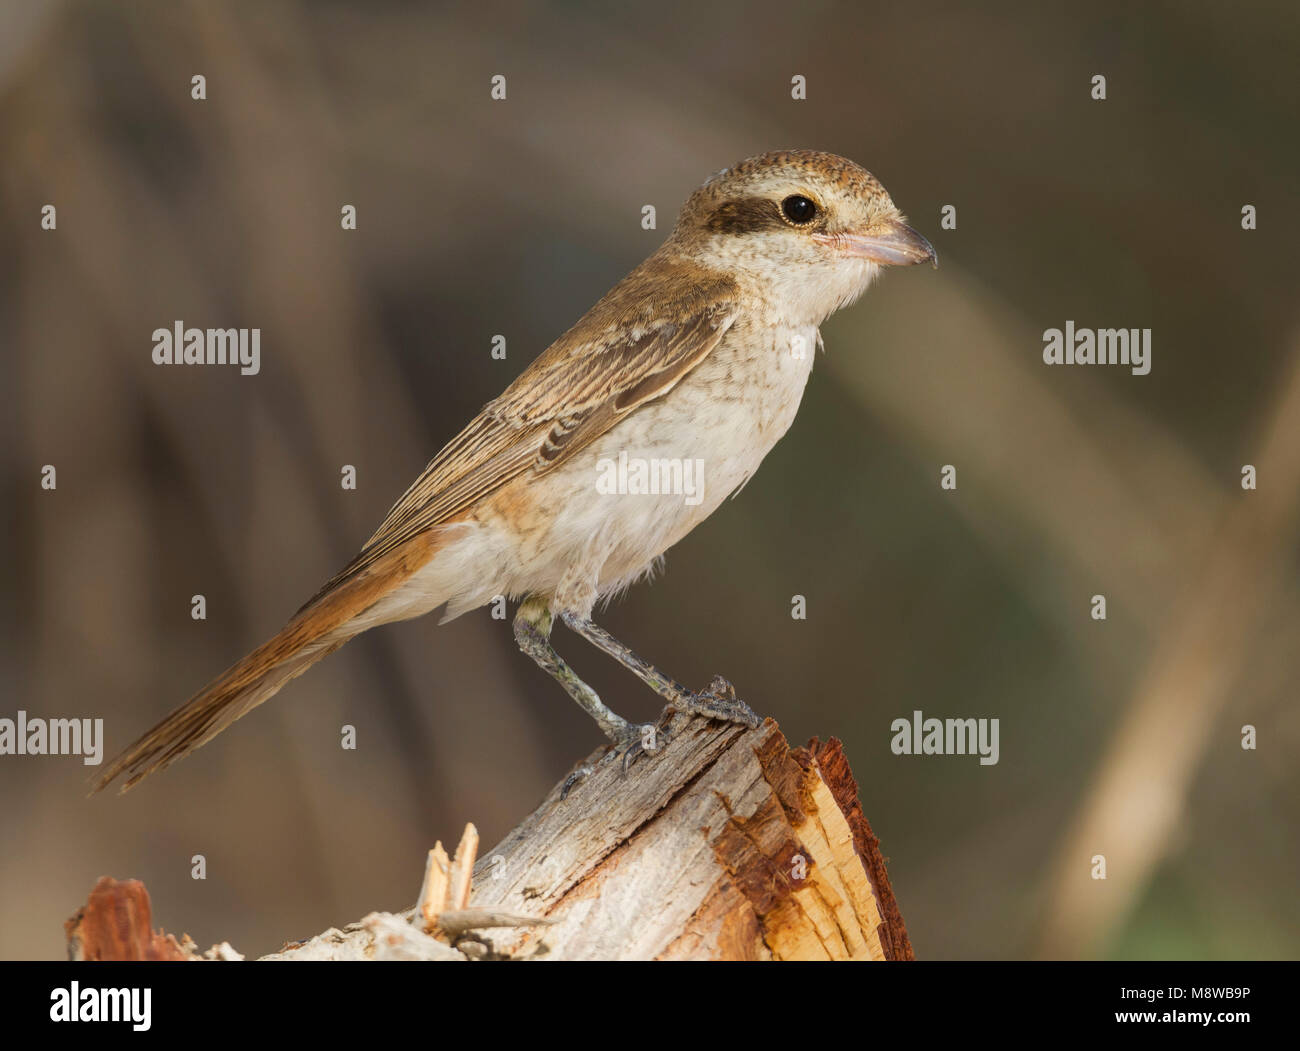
537;318;819;606
400;319;822;621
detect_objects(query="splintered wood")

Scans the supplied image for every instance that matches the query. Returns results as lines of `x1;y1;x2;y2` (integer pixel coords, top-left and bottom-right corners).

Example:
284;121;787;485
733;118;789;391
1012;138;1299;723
465;716;912;960
417;822;481;936
68;718;911;961
64;877;242;961
65;877;193;961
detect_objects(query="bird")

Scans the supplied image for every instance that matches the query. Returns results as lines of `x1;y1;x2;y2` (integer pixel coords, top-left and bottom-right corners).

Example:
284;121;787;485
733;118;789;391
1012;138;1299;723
94;149;936;794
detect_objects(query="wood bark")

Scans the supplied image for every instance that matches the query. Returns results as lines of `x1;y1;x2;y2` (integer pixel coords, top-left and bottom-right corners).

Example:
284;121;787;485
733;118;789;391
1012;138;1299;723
67;716;912;961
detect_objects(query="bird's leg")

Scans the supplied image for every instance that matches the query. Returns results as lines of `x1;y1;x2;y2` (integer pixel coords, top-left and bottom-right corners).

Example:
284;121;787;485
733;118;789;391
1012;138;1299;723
512;598;665;781
559;612;762;730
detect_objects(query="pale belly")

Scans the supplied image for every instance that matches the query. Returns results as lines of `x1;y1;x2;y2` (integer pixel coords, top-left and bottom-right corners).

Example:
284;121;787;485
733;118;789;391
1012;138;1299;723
389;320;819;622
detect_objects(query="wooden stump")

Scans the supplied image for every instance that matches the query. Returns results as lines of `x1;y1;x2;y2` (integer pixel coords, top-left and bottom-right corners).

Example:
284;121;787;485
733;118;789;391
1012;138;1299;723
69;716;912;961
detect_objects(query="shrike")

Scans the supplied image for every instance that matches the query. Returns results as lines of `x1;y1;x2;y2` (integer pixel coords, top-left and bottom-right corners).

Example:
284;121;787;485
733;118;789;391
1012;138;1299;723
96;149;935;793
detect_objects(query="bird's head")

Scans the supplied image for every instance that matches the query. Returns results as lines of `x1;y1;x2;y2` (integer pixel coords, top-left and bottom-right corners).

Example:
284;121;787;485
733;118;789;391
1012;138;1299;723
670;149;935;326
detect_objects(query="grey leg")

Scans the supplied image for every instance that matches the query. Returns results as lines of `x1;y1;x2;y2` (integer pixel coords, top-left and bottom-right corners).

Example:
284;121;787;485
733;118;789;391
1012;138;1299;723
559;612;762;730
513;597;664;773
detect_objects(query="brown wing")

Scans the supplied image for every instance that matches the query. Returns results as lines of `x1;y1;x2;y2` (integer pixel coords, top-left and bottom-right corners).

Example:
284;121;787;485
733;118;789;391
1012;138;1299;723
302;258;740;605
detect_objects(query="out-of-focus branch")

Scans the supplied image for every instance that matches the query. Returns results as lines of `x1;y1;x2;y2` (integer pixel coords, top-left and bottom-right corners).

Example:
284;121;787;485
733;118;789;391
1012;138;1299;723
1037;336;1300;957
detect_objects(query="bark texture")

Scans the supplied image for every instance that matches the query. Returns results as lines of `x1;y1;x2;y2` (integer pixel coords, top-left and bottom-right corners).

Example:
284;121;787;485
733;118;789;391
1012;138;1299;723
68;716;911;962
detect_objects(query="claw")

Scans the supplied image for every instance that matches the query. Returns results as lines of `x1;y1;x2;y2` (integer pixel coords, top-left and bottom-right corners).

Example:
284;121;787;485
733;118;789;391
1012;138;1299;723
707;674;736;699
616;721;670;774
558;676;761;801
560;721;670;798
560;760;597;800
671;676;762;729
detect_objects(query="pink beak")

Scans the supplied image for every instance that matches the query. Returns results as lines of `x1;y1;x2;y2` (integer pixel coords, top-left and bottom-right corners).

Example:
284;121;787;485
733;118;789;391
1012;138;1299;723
814;220;937;267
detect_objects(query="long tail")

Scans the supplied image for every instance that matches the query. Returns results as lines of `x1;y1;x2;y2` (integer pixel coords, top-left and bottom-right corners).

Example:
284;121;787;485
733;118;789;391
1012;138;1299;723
93;535;441;794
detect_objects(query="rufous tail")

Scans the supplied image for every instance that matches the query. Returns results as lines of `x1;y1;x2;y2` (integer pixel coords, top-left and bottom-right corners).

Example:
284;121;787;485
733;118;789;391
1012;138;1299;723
93;535;441;794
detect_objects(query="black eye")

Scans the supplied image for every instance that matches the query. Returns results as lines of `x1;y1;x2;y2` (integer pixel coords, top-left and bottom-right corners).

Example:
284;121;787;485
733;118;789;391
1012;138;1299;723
781;195;818;225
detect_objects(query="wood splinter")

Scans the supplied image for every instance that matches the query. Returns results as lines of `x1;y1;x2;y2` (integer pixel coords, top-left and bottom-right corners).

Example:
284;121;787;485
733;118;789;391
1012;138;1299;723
416;822;551;941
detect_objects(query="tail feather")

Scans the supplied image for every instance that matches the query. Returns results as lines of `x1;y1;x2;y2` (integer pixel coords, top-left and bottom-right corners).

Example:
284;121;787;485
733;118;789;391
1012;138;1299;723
93;636;347;793
93;531;443;794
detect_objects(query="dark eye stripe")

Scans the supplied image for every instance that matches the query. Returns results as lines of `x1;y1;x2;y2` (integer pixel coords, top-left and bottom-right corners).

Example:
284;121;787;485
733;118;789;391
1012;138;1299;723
704;197;788;235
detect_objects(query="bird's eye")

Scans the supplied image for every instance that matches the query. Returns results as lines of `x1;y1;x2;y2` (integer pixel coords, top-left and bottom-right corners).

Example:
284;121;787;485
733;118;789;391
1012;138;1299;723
781;195;818;225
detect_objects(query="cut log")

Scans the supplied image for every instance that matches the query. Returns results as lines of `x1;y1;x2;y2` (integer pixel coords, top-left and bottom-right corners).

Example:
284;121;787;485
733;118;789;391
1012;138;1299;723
68;716;911;961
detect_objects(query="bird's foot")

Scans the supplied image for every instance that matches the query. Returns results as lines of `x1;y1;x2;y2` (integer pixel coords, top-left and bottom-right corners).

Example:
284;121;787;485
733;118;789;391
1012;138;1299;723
670;675;763;729
557;680;759;800
606;717;672;775
560;718;671;798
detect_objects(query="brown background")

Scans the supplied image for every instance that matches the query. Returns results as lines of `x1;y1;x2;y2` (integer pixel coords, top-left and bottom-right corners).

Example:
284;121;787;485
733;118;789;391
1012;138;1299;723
2;0;1297;960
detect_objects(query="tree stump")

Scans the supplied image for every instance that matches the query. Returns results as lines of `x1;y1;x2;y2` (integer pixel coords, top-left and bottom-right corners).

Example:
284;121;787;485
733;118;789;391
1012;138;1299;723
68;716;912;961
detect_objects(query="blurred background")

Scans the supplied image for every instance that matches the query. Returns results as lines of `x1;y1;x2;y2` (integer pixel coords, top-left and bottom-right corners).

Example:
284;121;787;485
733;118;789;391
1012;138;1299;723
2;0;1298;960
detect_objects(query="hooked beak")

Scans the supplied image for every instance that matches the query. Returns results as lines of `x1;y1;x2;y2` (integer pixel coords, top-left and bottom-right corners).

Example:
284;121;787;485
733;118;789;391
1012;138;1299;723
814;220;937;267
